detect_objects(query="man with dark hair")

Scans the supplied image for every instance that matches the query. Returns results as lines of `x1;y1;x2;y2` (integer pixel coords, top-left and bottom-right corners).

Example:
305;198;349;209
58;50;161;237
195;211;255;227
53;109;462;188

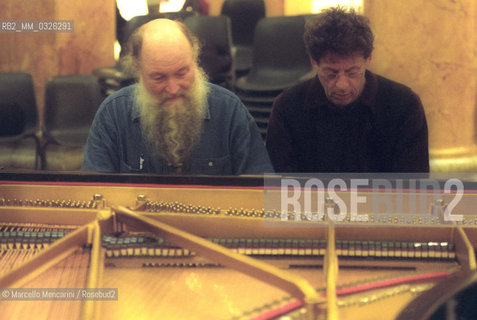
82;19;272;174
266;7;429;173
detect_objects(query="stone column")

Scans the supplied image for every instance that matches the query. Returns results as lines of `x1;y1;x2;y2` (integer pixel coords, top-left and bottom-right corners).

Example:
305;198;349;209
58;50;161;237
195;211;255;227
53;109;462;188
364;0;477;172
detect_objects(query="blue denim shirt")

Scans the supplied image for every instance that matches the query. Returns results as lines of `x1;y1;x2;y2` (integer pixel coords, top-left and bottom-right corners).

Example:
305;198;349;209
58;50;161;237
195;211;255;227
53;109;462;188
82;83;273;175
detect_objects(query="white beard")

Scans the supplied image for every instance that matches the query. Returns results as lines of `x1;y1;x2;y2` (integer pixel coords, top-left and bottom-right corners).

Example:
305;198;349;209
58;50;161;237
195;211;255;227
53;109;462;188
135;67;209;171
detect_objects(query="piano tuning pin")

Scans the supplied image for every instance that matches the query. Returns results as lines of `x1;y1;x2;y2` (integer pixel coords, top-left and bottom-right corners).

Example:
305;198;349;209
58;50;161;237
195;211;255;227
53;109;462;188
93;194;103;201
136;194;147;202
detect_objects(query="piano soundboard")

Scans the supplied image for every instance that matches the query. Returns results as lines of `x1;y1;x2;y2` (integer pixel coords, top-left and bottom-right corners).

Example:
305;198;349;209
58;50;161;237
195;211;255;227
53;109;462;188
0;172;476;320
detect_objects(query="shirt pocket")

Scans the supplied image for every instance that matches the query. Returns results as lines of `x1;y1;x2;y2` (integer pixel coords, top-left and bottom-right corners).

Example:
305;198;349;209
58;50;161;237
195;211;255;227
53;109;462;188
190;155;232;175
119;159;143;173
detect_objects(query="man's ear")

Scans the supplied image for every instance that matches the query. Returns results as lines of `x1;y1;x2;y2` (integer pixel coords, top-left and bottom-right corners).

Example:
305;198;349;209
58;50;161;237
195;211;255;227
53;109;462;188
310;56;319;70
132;60;140;74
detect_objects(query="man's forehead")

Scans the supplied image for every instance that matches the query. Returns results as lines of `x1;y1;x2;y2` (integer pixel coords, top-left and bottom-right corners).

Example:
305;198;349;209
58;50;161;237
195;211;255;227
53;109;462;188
140;19;192;56
320;51;367;64
318;53;369;71
140;28;193;69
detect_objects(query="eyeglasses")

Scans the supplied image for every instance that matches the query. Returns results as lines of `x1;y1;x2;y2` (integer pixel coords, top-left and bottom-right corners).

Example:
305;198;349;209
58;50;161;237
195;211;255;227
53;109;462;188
320;70;365;83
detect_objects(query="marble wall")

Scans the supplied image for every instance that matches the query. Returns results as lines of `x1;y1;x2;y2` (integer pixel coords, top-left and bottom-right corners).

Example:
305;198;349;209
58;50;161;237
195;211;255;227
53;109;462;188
0;0;116;125
364;0;477;172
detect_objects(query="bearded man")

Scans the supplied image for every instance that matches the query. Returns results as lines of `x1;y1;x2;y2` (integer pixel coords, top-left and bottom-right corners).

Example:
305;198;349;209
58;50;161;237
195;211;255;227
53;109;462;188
82;19;273;174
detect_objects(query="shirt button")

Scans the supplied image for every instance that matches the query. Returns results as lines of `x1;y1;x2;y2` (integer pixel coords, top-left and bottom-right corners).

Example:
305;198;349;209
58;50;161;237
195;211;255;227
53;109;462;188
208;161;214;167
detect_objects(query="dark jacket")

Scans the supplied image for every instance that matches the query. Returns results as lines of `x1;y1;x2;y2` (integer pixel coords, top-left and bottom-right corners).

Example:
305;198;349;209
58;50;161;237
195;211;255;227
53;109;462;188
266;71;429;173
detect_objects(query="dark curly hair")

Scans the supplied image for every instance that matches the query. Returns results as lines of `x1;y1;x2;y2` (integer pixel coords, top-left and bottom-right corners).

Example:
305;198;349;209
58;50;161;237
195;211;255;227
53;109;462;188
304;7;374;63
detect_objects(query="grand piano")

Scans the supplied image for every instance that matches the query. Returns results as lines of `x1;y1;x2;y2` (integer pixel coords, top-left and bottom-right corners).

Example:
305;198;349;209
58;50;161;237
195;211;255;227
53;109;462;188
0;171;476;320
